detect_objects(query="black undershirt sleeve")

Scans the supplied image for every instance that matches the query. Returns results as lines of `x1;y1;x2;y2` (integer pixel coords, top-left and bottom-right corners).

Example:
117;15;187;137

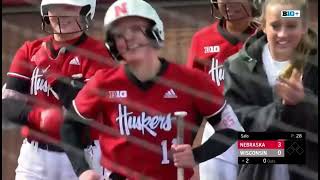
2;77;31;124
51;77;85;109
61;105;91;176
192;111;238;164
2;98;32;125
55;77;93;176
6;76;30;94
3;76;84;125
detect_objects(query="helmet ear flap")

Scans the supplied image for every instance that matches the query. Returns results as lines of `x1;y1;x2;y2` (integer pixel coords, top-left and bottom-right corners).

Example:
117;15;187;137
41;16;50;32
80;5;90;16
145;27;163;48
44;16;50;24
210;0;219;9
105;31;122;61
80;5;93;29
41;5;50;24
80;15;92;30
210;0;222;20
41;5;50;32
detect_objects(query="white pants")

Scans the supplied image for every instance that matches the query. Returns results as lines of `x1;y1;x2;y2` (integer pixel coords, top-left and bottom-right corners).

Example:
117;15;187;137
84;140;112;180
15;139;78;180
15;139;111;180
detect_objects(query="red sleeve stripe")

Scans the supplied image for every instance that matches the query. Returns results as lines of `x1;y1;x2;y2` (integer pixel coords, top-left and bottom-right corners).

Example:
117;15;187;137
204;100;227;119
7;72;30;80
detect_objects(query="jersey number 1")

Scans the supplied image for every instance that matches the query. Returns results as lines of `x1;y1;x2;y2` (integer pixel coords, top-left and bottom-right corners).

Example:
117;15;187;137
161;138;177;164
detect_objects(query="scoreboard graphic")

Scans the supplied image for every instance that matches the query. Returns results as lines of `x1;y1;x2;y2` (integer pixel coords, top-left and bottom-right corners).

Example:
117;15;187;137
238;132;305;164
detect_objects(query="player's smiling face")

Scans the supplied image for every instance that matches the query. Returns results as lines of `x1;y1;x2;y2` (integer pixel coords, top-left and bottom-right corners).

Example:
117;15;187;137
112;16;154;63
263;3;306;60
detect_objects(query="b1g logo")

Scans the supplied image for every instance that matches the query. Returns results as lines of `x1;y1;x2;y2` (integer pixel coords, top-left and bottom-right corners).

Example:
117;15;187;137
204;45;220;54
281;10;300;17
108;90;127;98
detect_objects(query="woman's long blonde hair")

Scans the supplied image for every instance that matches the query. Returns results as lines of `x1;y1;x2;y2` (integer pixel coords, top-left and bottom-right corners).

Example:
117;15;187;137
259;0;317;76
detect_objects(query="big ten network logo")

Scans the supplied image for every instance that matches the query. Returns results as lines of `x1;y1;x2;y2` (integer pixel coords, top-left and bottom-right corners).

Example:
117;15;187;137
108;90;127;98
204;45;220;54
281;10;300;17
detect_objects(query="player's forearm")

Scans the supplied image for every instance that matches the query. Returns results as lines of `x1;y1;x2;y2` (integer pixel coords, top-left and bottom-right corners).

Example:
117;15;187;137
61;107;91;176
2;77;33;124
192;109;239;163
192;128;238;164
2;98;32;125
51;77;85;109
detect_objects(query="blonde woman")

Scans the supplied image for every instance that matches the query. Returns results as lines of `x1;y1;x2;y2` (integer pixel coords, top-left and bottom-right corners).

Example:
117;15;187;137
224;0;317;179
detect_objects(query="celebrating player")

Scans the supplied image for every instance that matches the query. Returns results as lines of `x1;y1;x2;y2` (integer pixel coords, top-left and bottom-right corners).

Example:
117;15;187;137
187;0;263;179
60;0;241;179
2;0;114;179
224;0;318;179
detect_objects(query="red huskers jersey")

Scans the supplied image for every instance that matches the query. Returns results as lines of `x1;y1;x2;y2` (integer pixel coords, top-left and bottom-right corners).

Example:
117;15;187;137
74;59;226;179
187;19;256;93
7;34;113;140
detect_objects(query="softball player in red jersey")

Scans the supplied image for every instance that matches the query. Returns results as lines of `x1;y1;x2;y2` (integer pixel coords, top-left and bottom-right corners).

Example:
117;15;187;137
2;0;114;179
60;0;241;179
187;0;262;179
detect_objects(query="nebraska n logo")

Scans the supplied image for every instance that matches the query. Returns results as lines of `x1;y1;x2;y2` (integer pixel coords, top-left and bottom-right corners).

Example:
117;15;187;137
115;2;128;17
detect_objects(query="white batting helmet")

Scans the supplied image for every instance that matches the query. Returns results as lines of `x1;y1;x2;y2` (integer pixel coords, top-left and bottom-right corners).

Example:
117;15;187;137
103;0;165;61
104;0;164;41
40;0;96;34
40;0;96;20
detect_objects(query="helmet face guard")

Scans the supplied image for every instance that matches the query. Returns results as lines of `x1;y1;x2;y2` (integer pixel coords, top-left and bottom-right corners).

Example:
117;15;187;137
40;0;96;34
41;15;90;34
103;0;164;61
211;1;252;21
210;0;261;21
